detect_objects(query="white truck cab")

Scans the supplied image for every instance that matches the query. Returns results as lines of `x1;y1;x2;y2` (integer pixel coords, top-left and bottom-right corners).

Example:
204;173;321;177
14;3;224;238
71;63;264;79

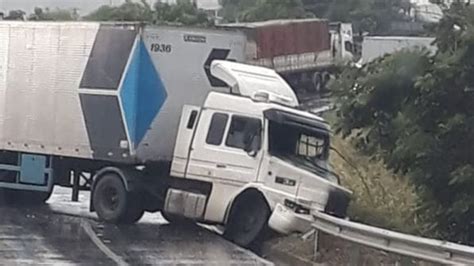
166;61;352;247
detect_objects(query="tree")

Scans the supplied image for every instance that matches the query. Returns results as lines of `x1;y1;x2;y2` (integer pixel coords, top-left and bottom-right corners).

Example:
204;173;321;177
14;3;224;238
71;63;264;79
221;0;411;34
323;0;409;34
84;0;212;26
29;7;79;21
4;10;26;20
154;1;213;26
238;0;312;22
85;0;154;22
220;0;312;23
332;4;474;243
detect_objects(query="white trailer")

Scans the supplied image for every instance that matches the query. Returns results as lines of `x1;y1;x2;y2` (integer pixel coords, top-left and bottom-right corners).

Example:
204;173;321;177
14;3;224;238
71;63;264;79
0;21;351;248
361;36;436;64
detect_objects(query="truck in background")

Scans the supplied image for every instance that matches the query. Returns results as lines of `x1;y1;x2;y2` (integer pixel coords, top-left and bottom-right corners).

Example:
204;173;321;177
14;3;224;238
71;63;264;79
361;36;436;64
219;19;355;102
0;21;351;248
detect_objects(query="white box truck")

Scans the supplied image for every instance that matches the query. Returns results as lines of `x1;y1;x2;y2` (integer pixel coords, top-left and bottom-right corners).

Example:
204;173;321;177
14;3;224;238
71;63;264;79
0;21;351;247
361;36;436;64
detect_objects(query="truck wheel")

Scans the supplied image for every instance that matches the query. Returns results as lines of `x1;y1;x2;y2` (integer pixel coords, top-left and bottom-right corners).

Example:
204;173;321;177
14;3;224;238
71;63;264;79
224;192;270;248
122;200;145;224
93;174;143;224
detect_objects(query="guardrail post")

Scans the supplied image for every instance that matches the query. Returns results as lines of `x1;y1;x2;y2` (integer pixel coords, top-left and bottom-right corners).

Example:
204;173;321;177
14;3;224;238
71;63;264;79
313;230;320;261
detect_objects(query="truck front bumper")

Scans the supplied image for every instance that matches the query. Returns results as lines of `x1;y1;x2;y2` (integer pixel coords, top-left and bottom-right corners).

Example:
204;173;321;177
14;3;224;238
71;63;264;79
268;203;313;234
268;189;351;235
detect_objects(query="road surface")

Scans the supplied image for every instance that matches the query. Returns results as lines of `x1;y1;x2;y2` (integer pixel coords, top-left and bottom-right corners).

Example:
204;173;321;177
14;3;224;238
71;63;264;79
0;187;271;265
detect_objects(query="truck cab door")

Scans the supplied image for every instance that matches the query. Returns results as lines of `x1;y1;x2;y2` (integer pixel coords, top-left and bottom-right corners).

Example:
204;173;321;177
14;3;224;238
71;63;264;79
186;109;263;185
171;105;201;178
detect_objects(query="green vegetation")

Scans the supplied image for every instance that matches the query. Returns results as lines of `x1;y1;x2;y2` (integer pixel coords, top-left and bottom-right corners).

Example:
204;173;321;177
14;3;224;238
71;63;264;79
330;133;420;234
3;10;27;20
84;0;154;22
312;0;411;34
221;0;413;34
1;0;420;34
85;0;212;26
332;4;474;243
29;7;79;21
221;0;312;22
2;0;212;26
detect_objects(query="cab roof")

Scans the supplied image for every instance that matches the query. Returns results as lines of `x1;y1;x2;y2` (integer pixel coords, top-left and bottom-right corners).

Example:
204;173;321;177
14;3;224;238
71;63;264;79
204;92;328;128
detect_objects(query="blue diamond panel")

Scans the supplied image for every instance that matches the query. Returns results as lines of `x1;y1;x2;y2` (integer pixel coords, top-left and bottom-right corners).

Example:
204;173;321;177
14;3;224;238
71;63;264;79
120;40;167;148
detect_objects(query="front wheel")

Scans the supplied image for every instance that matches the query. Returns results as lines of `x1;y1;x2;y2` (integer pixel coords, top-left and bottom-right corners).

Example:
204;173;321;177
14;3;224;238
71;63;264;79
223;193;271;248
92;174;143;224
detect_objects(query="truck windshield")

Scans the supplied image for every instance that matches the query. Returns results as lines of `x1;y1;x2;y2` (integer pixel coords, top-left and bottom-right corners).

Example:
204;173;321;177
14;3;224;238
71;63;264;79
268;121;330;178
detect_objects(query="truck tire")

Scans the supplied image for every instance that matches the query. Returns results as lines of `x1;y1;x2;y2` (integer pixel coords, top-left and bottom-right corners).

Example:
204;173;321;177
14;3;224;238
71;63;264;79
223;192;270;248
92;174;144;224
122;200;145;224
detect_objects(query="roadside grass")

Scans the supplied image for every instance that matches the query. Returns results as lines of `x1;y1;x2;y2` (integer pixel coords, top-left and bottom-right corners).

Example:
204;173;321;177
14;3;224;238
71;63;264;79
330;133;421;234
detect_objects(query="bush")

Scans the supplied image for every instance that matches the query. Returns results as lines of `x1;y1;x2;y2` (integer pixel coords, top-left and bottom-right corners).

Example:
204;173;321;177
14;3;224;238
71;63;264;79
329;132;420;234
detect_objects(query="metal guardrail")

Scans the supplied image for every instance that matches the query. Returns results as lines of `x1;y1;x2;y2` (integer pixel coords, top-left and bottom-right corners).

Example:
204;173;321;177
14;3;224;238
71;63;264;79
312;211;474;265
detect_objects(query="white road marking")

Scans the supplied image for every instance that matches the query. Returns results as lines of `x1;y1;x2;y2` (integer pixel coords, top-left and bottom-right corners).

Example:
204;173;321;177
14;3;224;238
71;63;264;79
80;220;129;266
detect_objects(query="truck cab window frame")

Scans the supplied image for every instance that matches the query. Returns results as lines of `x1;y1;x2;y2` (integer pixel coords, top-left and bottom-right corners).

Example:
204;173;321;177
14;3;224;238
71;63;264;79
206;112;229;146
225;115;262;152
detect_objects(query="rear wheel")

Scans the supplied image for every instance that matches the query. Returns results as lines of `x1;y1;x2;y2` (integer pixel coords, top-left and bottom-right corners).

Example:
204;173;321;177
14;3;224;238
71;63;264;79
224;192;271;248
93;174;144;224
122;204;145;224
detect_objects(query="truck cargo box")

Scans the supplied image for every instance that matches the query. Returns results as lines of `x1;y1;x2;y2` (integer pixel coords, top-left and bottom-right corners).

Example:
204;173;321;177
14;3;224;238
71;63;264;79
220;19;332;73
0;22;246;164
361;36;436;63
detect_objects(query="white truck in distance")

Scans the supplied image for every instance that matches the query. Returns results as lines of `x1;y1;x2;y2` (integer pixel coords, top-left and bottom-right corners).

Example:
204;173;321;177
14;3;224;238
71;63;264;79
0;22;351;248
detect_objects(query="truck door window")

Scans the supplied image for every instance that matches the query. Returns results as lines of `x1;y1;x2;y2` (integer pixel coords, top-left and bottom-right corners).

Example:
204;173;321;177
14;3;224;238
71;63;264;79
206;113;229;145
225;116;262;151
187;110;198;129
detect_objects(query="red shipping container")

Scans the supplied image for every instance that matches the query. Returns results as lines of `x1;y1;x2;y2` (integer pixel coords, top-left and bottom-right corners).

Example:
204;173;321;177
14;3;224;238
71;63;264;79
253;19;330;59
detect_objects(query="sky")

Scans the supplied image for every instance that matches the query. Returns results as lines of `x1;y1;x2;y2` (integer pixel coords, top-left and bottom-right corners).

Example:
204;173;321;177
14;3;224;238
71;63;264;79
0;0;220;15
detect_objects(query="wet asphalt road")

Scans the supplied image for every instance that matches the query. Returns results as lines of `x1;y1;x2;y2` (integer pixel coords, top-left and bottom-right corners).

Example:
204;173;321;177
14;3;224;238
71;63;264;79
0;187;271;265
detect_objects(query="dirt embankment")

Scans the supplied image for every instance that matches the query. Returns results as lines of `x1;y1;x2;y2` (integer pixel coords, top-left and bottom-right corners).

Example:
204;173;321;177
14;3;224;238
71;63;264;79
262;233;438;266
